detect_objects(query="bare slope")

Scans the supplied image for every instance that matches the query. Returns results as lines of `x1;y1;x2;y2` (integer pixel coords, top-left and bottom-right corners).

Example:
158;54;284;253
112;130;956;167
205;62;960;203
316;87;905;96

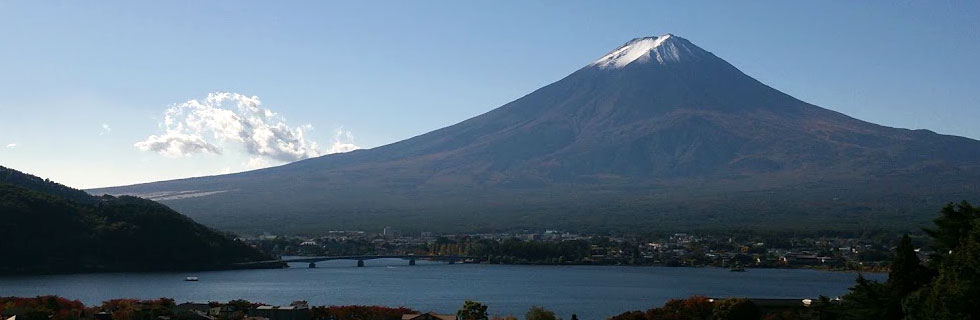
90;34;980;233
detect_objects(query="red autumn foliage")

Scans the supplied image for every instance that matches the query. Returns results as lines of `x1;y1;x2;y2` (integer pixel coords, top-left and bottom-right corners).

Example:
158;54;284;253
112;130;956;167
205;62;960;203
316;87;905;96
311;305;418;320
0;296;88;320
609;296;714;320
2;296;419;320
98;298;176;320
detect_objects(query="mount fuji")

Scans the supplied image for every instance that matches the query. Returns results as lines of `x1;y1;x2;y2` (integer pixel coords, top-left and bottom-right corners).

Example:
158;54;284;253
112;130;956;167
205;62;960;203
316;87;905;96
91;34;980;233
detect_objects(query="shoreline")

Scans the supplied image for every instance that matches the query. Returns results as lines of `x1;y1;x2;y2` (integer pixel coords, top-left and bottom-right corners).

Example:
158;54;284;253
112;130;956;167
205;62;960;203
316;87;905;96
2;259;886;277
436;260;890;273
0;261;286;277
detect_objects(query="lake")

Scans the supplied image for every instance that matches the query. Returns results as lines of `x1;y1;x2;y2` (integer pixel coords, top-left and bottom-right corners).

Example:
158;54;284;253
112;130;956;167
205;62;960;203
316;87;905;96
0;259;884;319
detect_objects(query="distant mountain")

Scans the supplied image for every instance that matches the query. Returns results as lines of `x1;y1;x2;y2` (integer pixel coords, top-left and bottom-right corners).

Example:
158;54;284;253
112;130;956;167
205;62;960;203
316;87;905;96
0;165;277;274
90;34;980;234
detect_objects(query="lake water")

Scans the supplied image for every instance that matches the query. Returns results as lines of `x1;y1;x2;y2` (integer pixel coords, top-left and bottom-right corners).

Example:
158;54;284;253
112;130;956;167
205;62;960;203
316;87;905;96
0;259;884;319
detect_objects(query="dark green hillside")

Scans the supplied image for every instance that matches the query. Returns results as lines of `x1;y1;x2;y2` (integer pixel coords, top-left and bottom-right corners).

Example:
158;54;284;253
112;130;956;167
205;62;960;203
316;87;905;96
0;166;277;274
0;166;95;204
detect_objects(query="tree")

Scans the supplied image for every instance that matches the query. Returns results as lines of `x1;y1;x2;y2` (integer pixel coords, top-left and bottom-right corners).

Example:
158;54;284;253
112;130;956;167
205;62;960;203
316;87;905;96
838;275;891;319
924;201;979;263
607;311;645;320
838;201;980;319
525;306;559;320
225;299;257;311
886;235;930;296
570;314;578;320
711;298;759;320
311;305;416;320
904;219;980;319
645;296;713;320
457;300;488;320
808;296;840;320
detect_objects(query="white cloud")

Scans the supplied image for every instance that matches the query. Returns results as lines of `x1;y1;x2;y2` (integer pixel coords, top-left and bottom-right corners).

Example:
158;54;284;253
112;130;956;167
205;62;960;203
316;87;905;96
135;131;221;157
100;124;111;135
135;92;359;167
5;143;15;148
243;156;271;170
328;128;359;154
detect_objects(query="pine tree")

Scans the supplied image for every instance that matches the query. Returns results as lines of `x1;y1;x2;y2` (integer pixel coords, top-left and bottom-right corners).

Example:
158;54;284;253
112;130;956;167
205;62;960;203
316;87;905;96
924;201;979;263
886;235;930;296
839;274;890;319
905;221;980;319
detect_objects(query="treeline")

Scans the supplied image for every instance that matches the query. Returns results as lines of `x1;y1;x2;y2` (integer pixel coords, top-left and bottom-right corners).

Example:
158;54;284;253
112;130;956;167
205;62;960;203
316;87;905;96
0;297;418;320
609;297;770;320
311;306;417;320
0;166;96;204
608;201;980;320
831;201;980;319
0;297;177;320
0;166;275;274
0;297;577;320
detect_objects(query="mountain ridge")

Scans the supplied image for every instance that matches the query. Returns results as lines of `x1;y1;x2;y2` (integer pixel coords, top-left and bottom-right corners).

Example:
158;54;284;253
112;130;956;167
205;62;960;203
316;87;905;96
0;165;278;274
90;34;980;233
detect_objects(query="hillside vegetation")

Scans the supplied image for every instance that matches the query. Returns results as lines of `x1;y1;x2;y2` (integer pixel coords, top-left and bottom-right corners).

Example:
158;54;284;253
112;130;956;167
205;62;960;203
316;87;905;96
0;166;275;274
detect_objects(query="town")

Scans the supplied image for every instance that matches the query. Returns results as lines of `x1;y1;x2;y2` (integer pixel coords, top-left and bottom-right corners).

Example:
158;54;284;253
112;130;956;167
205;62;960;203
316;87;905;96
242;228;916;271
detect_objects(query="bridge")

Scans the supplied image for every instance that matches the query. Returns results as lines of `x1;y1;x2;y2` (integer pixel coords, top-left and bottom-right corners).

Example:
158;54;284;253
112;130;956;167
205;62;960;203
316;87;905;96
280;255;481;268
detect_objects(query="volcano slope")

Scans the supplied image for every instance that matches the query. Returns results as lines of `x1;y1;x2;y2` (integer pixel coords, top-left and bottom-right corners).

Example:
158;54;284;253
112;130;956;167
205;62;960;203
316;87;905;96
90;34;980;234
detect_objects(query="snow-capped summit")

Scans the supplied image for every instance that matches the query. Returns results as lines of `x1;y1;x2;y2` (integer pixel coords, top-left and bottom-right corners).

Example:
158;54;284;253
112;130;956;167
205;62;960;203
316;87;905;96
92;33;980;236
591;34;706;69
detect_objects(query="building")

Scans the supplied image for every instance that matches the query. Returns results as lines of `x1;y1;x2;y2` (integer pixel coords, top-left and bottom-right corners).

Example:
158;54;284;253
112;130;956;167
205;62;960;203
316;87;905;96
249;305;310;320
383;227;401;238
210;306;244;319
177;303;212;314
176;303;216;320
401;313;457;320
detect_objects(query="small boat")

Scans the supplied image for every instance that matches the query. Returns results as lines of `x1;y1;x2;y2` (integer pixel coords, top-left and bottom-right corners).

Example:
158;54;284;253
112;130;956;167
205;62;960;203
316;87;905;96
185;276;199;281
730;267;746;272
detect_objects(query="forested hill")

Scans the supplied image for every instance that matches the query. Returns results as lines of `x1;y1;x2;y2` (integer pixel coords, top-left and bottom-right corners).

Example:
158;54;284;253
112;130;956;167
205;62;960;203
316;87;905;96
0;165;277;274
0;166;96;204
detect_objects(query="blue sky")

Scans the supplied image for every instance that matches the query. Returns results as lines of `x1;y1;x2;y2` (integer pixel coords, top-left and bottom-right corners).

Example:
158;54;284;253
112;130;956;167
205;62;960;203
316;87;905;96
1;1;978;189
